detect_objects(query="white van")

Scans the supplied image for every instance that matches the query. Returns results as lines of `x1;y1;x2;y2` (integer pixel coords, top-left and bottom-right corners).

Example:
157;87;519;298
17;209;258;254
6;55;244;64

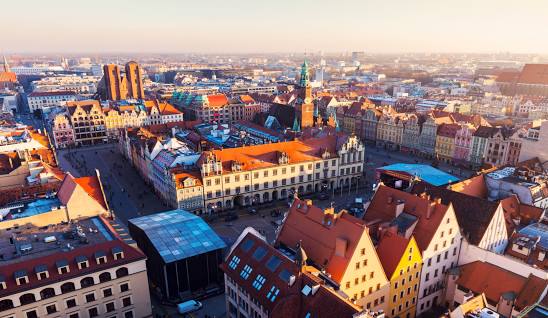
177;300;202;315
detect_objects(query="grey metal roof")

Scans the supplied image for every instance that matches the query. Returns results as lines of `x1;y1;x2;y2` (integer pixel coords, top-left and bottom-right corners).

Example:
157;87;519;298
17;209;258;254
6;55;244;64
129;209;227;263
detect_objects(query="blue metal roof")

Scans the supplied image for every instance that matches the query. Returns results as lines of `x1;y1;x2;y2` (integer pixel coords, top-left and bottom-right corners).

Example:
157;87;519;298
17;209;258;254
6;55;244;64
378;163;459;186
129;209;226;263
518;223;548;250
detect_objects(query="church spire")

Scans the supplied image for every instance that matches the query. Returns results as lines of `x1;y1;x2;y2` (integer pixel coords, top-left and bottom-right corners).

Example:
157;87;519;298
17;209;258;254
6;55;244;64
2;54;9;73
299;59;310;87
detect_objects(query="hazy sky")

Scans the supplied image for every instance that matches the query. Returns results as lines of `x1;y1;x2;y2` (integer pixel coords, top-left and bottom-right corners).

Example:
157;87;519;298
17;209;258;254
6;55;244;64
4;0;548;54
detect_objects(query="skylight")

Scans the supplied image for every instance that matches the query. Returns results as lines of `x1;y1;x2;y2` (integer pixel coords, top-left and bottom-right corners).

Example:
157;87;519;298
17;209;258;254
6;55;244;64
240;265;252;279
266;255;282;272
252;274;266;291
267;285;280;302
241;239;255;252
278;269;292;283
301;285;312;296
252;246;267;261
228;255;240;270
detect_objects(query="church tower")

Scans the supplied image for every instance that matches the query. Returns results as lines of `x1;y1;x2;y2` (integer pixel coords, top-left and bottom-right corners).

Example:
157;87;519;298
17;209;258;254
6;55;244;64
2;55;10;73
297;60;314;130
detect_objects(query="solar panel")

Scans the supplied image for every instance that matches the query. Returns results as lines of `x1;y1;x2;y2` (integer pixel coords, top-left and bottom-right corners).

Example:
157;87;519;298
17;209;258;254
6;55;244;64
266;255;282;272
252;246;267;261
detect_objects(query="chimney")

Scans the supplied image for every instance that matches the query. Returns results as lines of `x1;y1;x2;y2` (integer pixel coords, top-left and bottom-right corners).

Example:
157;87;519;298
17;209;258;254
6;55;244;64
426;199;439;220
395;200;405;217
335;237;347;257
305;199;313;206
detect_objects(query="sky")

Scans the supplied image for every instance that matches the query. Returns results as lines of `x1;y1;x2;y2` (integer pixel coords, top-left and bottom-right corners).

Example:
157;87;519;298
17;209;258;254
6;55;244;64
3;0;548;54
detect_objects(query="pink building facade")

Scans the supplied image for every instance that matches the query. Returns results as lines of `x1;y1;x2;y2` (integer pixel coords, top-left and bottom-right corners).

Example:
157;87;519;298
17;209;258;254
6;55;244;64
453;123;476;163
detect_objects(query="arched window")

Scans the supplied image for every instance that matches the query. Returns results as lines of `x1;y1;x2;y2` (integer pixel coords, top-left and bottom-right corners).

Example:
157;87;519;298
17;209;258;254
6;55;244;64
61;282;75;294
99;272;111;283
80;277;94;288
40;287;56;299
116;267;128;278
19;293;36;305
0;299;14;312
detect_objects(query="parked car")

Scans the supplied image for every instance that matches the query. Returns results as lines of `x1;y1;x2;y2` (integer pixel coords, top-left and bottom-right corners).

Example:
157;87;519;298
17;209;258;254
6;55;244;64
224;213;239;222
177;300;202;315
248;208;258;215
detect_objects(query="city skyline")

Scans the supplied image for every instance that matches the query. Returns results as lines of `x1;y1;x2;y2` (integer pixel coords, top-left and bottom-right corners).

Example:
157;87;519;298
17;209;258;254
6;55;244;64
4;0;548;54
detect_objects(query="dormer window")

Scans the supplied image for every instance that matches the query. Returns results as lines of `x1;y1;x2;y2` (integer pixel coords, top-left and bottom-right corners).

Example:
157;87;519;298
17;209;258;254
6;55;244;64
14;270;28;285
35;265;49;280
95;251;107;264
56;259;70;274
76;256;89;269
112;247;124;260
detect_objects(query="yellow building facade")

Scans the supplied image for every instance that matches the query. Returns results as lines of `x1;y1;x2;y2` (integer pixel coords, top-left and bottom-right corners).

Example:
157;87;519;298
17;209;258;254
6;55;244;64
377;234;423;318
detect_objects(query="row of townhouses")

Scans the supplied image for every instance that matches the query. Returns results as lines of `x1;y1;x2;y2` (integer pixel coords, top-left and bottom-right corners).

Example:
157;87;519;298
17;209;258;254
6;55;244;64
51;99;183;147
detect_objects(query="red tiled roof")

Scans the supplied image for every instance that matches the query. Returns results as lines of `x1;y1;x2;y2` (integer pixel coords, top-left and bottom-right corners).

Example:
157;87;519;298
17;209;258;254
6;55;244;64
518;64;548;85
57;174;107;211
74;176;107;210
221;231;361;317
0;239;145;298
376;232;411;278
365;185;449;251
437;123;460;138
456;261;546;310
276;199;368;282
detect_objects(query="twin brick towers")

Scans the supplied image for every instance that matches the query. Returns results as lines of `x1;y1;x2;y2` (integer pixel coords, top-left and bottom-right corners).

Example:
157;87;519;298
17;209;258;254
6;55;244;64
103;61;145;100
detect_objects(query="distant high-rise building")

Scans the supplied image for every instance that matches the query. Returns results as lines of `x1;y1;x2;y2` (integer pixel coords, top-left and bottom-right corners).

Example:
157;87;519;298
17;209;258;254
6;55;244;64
103;64;127;100
297;60;314;129
125;61;145;99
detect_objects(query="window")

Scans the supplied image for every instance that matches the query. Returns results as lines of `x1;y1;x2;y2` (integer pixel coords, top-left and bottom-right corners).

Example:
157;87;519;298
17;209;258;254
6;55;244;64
362;275;366;282
252;274;266;291
122;297;132;307
267;285;280;302
354;278;359;285
99;272;111;283
116;267;128;278
106;302;115;312
88;307;98;317
346;282;350;289
370;272;374;279
63;298;76;309
46;304;57;314
240;265;253;279
26;310;38;318
425;273;430;281
124;311;134;318
120;283;130;293
355;262;360;269
228;256;240;269
80;277;94;288
85;293;95;303
68;313;79;318
103;288;113;297
61;282;75;294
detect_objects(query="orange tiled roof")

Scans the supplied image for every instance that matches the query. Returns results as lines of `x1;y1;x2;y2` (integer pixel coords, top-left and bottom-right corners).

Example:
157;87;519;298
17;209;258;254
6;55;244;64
74;176;107;210
207;94;229;107
276;198;368;282
239;95;255;104
0;72;17;82
456;261;547;310
200;136;345;173
159;102;182;115
173;170;202;188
